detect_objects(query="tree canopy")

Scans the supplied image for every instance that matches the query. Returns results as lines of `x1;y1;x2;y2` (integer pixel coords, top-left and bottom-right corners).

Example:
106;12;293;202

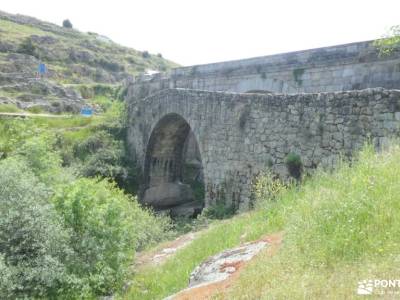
374;25;400;56
62;19;73;29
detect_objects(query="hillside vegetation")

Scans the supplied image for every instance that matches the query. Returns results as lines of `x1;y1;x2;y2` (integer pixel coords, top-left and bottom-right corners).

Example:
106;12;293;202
0;102;176;299
0;10;177;83
0;10;178;113
123;143;400;299
0;11;181;297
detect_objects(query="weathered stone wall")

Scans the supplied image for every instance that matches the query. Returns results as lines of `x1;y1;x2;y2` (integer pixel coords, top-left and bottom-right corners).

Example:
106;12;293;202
127;88;400;211
128;41;400;99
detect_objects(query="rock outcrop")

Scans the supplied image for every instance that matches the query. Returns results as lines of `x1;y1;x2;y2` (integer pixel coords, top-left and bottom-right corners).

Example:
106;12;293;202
0;72;84;113
164;237;275;300
143;182;195;208
188;240;268;288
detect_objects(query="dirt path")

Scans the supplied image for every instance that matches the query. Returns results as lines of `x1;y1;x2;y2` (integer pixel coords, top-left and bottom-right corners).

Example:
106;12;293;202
134;232;197;269
0;113;71;118
0;112;73;118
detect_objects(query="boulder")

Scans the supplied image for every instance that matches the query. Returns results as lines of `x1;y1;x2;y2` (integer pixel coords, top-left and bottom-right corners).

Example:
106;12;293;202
170;201;203;218
143;182;194;208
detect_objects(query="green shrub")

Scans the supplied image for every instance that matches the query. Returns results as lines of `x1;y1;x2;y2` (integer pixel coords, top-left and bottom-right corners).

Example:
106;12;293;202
78;85;95;99
253;171;286;209
73;130;110;159
79;84;114;99
79;146;126;177
0;158;73;299
52;178;172;294
0;127;171;297
116;86;128;101
0;104;21;113
26;105;44;114
93;84;115;97
0;118;39;159
78;84;119;101
52;178;136;295
73;130;125;172
132;206;174;251
15;134;63;185
77;138;137;194
374;25;400;56
92;95;113;111
285;152;303;179
17;38;37;57
100;101;127;136
71;116;137;192
202;202;236;220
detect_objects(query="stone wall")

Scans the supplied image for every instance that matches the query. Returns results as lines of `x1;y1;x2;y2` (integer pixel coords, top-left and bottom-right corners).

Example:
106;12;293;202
128;41;400;99
127;88;400;211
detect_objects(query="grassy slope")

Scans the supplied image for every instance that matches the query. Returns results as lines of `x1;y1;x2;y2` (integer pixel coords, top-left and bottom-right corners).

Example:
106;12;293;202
122;212;271;300
122;144;400;299
229;144;400;299
0;13;178;84
0;11;179;114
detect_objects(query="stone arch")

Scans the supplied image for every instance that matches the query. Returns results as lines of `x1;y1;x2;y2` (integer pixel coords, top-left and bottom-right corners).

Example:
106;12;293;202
142;113;204;217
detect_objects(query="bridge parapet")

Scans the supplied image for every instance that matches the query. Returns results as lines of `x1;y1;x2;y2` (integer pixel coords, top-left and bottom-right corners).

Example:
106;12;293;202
128;40;400;101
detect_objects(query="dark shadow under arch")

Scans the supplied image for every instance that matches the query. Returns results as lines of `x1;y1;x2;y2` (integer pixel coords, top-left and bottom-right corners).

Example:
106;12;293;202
143;113;204;217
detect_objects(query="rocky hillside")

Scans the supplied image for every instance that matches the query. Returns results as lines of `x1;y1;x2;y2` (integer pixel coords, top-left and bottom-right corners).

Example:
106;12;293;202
0;10;178;113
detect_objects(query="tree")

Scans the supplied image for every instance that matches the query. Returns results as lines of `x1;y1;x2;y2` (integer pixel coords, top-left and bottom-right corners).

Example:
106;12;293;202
374;25;400;56
0;158;73;299
62;19;73;29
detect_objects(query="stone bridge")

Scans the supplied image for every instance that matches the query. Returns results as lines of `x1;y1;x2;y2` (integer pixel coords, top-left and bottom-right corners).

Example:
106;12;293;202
126;41;400;216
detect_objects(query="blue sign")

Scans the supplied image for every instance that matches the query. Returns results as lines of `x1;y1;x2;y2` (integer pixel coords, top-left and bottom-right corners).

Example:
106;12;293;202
38;63;46;75
80;107;93;117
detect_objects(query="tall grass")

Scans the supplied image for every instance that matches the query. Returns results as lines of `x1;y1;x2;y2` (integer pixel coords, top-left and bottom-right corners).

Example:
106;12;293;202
229;143;400;299
122;143;400;299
